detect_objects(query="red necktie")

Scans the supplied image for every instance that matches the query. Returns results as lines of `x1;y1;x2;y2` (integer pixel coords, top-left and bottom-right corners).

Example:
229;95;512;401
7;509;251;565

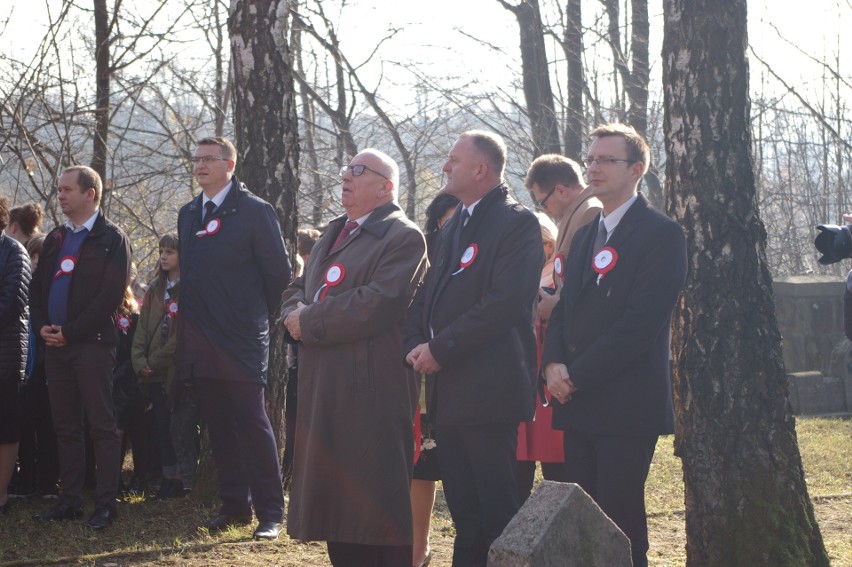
330;220;359;253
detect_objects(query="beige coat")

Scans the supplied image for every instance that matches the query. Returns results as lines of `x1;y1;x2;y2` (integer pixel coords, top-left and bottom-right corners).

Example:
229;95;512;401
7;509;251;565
281;202;427;545
555;187;602;291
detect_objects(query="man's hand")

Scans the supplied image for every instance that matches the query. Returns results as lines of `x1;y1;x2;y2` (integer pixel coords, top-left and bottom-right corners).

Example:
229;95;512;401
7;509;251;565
536;288;559;321
139;366;153;379
543;362;577;404
283;302;306;341
406;343;443;375
41;325;67;348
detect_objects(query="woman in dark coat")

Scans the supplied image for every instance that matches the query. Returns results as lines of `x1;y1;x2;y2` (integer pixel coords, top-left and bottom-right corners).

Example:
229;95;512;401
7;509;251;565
0;196;33;514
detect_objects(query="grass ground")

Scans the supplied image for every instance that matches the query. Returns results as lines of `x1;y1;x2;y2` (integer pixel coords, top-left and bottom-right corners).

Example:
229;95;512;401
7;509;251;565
0;416;849;567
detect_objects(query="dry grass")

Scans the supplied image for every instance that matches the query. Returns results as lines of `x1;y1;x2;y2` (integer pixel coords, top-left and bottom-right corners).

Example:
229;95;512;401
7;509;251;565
0;416;848;567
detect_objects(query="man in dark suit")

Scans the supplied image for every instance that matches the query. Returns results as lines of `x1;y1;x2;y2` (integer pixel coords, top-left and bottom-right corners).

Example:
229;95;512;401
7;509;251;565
404;131;543;567
542;123;687;567
30;166;131;530
177;137;291;541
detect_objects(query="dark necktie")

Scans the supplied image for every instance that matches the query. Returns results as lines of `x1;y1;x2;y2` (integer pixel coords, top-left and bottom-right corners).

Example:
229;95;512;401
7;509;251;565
330;220;359;253
203;201;216;222
451;209;470;261
593;217;608;253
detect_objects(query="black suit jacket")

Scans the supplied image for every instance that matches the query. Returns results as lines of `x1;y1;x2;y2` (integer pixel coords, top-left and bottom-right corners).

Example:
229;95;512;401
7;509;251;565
542;194;687;436
404;185;544;426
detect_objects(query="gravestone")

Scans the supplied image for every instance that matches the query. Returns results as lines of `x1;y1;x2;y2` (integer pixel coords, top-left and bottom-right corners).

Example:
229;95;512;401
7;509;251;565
487;481;632;567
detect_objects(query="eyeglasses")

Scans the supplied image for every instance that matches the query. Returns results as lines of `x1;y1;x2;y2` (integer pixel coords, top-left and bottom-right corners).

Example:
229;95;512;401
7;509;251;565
582;157;635;168
190;156;229;165
535;187;557;209
339;164;389;180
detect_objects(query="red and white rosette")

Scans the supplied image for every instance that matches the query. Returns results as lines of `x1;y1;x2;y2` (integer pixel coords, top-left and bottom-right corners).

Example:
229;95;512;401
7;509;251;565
592;246;618;285
452;243;478;276
196;217;222;238
54;256;76;279
117;315;131;334
319;264;345;301
165;299;179;317
460;244;478;269
553;253;565;282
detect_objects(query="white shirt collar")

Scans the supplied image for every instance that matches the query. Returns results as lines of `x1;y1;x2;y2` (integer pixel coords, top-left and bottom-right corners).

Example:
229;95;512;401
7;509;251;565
202;180;233;209
65;210;99;233
601;194;638;238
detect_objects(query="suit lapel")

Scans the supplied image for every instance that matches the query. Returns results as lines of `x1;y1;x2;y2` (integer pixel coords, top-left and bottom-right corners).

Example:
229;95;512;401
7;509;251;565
578;195;650;292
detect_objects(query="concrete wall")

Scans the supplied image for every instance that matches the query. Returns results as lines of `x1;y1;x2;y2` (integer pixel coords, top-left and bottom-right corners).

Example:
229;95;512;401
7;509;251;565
774;275;850;414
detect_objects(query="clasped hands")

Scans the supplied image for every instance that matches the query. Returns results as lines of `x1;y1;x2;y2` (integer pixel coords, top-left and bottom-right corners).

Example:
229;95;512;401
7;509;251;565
282;302;306;341
40;325;67;348
543;362;577;404
406;343;442;375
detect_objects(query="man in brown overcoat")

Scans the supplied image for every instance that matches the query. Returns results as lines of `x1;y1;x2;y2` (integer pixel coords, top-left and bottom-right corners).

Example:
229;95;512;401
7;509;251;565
281;148;428;567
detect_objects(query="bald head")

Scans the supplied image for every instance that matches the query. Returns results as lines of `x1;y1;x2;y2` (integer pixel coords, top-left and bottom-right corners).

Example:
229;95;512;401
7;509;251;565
340;148;398;219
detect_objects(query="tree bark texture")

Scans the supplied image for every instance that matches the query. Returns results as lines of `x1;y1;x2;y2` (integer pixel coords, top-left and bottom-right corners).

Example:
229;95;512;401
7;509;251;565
563;0;584;161
500;0;561;157
662;1;828;565
92;0;110;185
229;0;300;464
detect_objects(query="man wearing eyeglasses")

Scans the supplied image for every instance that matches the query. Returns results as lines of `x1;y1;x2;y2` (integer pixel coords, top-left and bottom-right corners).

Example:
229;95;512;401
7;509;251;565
404;131;543;567
176;137;291;541
525;154;602;320
281;149;427;567
542;124;687;567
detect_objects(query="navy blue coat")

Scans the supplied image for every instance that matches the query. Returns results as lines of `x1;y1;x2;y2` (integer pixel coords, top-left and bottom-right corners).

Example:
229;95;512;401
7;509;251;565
0;234;31;381
176;178;291;384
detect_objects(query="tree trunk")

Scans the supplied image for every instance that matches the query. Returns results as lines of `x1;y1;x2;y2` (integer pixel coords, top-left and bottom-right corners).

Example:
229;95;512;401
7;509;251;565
662;1;829;565
229;0;300;467
563;0;584;162
499;0;561;157
92;0;110;187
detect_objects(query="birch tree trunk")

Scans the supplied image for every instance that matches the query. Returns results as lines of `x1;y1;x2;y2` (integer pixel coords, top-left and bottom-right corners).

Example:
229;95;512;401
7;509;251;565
662;1;829;564
229;0;300;463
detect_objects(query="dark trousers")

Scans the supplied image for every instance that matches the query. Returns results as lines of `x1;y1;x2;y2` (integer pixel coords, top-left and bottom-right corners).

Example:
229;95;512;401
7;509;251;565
45;343;120;510
170;386;201;490
562;431;658;567
195;378;284;522
120;391;160;487
515;460;569;504
435;421;520;567
17;378;59;494
326;541;412;567
148;383;177;474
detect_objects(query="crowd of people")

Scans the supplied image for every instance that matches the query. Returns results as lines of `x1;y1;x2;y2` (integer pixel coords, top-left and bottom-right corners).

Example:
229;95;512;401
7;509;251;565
0;124;686;567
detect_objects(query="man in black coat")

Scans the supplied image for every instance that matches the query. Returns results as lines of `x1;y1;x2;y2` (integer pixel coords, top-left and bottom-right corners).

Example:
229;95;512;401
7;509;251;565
405;131;543;567
177;137;290;541
30;166;131;530
542;124;687;567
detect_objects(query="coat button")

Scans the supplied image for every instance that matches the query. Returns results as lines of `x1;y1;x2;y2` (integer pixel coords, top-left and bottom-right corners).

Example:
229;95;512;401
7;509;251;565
567;344;577;353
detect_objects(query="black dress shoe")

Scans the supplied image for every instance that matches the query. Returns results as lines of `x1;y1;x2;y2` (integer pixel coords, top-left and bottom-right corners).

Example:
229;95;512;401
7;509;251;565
253;521;281;540
33;503;84;521
86;506;118;530
0;499;10;515
205;513;252;535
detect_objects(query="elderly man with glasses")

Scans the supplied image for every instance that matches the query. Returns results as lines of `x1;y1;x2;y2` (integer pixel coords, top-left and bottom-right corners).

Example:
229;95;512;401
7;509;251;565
281;149;428;567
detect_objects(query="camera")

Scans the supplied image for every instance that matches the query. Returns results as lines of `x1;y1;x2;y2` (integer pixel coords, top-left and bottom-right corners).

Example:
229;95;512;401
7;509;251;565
814;224;852;265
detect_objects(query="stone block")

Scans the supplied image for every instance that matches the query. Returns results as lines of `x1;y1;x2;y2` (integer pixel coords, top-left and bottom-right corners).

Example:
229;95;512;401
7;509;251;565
788;371;847;415
488;481;631;567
